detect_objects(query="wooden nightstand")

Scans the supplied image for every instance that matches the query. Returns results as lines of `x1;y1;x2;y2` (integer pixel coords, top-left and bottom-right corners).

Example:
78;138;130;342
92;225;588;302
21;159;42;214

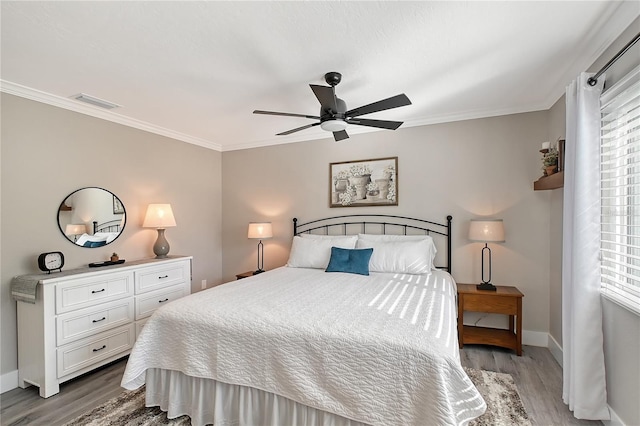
457;283;524;356
235;271;256;280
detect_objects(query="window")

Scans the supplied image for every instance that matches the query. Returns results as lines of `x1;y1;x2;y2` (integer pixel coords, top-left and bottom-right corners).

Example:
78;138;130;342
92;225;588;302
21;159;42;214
600;65;640;315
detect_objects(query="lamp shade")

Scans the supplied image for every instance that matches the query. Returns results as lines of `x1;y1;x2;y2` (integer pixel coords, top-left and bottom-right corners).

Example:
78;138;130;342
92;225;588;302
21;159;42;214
248;222;273;239
468;219;505;242
65;224;86;235
142;204;177;229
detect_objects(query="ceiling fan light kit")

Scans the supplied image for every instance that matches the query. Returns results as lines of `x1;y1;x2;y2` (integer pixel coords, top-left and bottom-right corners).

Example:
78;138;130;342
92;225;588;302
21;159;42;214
254;72;411;142
320;119;348;132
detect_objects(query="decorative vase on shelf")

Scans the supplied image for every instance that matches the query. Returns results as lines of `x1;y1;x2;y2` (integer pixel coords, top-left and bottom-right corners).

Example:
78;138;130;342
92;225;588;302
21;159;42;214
349;174;371;200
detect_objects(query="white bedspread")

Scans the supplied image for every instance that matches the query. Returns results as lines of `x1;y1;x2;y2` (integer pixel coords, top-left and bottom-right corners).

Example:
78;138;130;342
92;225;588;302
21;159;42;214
121;267;486;425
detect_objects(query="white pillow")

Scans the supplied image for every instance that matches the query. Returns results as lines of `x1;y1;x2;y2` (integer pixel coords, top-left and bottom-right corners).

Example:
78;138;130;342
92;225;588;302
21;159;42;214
357;233;437;262
355;239;433;274
94;232;120;243
75;233;108;246
287;235;358;269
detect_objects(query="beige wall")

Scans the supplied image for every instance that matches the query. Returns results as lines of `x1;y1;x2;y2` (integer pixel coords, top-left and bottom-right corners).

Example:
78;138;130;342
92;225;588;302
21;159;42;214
222;111;551;335
547;95;565;347
0;94;223;378
546;16;640;426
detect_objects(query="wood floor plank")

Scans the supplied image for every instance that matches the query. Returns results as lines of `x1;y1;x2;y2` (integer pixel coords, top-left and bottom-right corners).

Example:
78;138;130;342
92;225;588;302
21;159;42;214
1;346;602;426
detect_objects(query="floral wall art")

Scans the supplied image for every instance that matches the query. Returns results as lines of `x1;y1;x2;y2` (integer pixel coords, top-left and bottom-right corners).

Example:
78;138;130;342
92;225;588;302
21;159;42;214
329;157;398;207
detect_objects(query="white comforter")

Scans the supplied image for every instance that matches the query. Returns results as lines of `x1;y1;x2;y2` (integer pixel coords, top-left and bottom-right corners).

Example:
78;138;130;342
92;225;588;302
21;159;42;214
121;267;486;425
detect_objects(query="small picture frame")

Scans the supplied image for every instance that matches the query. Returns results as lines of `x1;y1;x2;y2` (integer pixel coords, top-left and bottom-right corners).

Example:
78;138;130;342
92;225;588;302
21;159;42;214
330;157;398;207
557;138;566;172
113;196;124;214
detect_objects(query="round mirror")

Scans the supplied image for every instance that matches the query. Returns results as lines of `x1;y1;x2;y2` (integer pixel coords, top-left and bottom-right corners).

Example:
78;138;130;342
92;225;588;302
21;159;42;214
57;187;126;247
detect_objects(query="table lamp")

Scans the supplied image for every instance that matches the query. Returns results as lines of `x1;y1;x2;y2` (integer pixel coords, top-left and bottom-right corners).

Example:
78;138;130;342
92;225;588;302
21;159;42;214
468;219;505;291
248;222;273;274
143;204;177;258
65;224;86;242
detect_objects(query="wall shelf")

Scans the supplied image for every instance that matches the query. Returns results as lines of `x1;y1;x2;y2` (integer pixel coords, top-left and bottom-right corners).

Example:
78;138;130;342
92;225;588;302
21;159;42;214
534;171;564;190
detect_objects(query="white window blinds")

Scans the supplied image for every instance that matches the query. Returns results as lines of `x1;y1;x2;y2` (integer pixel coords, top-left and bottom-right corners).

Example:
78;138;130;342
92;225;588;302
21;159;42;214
600;65;640;315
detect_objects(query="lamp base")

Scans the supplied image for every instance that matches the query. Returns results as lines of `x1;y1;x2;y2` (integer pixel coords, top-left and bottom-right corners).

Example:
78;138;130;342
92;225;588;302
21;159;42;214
153;228;170;259
253;269;265;275
476;282;497;291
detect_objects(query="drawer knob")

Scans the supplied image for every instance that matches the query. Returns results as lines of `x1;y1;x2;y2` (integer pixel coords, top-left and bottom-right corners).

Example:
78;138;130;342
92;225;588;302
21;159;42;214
92;345;106;352
92;317;106;323
91;289;106;294
158;298;169;303
158;275;169;279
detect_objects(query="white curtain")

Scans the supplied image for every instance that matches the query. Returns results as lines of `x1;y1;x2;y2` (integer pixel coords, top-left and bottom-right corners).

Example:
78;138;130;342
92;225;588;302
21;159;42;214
562;72;609;420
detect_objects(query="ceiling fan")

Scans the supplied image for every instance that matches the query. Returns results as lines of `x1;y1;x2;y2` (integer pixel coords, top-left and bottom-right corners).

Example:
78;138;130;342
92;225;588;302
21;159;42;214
253;72;412;142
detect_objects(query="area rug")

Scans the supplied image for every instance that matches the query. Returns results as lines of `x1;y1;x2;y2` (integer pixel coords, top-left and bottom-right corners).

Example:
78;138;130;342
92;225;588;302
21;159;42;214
64;368;530;425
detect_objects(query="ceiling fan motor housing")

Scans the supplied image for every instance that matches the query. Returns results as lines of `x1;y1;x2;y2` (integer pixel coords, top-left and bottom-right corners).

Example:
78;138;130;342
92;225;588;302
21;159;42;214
324;72;342;86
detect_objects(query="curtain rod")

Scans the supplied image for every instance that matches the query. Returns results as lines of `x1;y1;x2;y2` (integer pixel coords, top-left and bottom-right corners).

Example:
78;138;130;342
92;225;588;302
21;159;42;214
588;31;640;86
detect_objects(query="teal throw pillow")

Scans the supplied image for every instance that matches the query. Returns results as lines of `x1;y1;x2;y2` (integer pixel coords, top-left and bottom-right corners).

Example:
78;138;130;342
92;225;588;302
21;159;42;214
325;247;373;276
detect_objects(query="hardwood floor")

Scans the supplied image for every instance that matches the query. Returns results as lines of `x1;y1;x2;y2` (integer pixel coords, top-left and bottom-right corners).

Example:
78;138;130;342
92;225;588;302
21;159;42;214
1;345;602;426
459;345;602;426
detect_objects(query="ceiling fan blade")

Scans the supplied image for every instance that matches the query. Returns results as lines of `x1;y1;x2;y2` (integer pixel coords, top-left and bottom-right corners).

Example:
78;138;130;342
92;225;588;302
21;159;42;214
310;84;338;113
276;122;321;136
345;94;411;118
254;110;320;120
333;130;349;141
347;118;403;130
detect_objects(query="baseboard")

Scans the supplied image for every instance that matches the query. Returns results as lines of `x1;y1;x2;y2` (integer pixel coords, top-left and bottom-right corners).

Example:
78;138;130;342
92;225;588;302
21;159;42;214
1;369;19;394
522;330;548;347
548;334;563;367
603;405;626;426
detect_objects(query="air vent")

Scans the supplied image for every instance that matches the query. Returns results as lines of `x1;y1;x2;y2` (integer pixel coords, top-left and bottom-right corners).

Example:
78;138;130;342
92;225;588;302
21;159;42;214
71;93;121;110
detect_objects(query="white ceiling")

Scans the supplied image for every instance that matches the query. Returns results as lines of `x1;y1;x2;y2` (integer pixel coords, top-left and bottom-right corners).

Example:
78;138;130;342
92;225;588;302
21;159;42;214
1;1;638;152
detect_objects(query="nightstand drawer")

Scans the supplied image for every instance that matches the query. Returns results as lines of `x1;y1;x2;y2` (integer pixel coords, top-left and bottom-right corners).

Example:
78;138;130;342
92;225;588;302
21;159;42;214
462;293;518;315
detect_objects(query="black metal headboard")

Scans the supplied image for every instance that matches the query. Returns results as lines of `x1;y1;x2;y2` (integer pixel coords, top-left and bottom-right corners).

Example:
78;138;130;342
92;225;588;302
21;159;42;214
293;214;453;273
93;220;121;234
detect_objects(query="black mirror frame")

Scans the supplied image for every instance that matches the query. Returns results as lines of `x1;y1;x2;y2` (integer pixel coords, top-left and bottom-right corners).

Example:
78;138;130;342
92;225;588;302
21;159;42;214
57;187;127;248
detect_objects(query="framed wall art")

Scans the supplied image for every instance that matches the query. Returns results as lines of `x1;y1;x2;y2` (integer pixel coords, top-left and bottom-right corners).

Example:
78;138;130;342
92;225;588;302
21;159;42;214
113;195;124;214
330;157;398;207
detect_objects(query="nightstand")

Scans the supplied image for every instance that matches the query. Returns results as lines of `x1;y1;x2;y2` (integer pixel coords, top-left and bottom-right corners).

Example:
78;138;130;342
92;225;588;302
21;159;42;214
457;283;524;356
235;271;255;280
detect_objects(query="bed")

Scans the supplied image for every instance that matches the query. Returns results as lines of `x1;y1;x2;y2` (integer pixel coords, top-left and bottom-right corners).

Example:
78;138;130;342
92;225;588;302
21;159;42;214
121;214;486;426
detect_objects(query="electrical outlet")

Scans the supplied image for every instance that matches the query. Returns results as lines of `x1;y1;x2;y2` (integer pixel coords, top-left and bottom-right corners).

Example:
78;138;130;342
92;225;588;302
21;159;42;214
201;279;207;290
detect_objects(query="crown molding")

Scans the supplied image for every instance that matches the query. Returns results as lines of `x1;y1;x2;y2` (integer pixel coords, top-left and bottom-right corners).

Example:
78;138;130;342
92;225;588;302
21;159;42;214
542;1;640;110
0;80;222;152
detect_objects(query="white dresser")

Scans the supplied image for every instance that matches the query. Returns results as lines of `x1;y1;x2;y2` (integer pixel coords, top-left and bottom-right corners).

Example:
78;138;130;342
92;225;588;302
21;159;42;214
15;255;192;398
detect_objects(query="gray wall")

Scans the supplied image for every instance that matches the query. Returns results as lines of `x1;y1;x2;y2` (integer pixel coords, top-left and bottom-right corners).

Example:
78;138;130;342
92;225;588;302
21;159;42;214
0;94;224;379
222;111;552;336
546;16;640;426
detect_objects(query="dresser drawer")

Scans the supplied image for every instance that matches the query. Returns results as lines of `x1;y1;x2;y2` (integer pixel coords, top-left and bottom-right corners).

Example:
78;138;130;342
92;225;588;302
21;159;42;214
135;285;187;320
56;298;134;346
55;272;134;314
57;323;134;378
135;261;189;294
